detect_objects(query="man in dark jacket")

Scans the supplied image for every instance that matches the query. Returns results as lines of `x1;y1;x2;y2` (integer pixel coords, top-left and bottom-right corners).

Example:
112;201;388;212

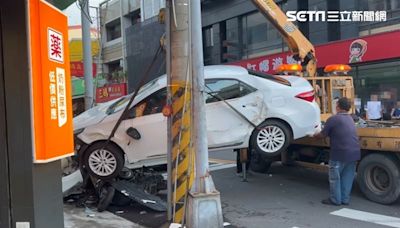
313;97;361;206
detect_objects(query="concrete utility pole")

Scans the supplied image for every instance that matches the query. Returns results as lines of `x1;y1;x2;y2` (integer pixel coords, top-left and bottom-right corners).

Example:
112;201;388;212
186;0;223;227
166;0;194;224
81;0;94;109
166;0;223;226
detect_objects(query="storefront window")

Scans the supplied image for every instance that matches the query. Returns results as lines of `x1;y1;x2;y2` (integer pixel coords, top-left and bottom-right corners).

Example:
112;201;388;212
203;27;213;47
241;12;282;58
225;18;241;60
203;26;214;65
353;60;400;119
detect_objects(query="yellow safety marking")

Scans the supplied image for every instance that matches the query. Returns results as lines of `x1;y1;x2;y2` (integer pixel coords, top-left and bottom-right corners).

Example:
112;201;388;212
172;95;186;114
174;207;185;224
172;128;191;160
169;81;194;224
171;115;191;139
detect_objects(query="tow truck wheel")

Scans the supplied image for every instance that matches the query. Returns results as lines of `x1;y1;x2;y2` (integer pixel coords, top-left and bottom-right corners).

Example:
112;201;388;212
83;142;124;180
251;120;291;158
357;153;400;204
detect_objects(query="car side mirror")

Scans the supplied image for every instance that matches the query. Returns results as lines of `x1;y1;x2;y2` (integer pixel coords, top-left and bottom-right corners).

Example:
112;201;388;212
126;127;141;140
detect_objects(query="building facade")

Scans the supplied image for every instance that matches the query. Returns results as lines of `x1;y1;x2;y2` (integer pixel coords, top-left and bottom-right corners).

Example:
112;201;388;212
201;0;400;118
99;0;141;74
99;0;165;93
101;0;400;117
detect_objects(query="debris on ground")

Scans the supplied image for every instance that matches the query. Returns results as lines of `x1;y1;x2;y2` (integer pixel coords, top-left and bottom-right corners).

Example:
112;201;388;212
85;207;96;218
63;166;168;213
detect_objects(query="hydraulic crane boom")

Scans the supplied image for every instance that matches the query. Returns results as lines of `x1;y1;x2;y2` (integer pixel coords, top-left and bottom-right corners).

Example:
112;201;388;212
251;0;317;76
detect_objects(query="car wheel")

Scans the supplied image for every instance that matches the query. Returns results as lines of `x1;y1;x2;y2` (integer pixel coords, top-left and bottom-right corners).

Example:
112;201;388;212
251;120;292;158
249;149;272;173
83;142;124;180
357;153;400;205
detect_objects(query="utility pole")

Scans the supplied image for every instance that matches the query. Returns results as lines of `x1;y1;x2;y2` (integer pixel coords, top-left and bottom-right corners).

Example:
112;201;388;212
166;0;223;226
166;0;194;224
119;0;126;70
80;0;94;109
187;0;223;227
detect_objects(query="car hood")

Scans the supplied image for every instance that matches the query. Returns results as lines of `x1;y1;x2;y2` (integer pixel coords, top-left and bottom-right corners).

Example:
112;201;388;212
73;102;112;130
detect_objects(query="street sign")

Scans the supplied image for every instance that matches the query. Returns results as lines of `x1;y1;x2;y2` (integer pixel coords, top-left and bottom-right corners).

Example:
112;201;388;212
28;0;74;163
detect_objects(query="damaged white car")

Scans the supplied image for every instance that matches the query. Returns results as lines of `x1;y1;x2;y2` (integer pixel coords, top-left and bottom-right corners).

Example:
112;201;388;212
74;65;320;179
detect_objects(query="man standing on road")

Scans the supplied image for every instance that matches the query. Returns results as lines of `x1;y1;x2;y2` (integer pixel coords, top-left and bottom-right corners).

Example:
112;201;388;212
313;97;361;206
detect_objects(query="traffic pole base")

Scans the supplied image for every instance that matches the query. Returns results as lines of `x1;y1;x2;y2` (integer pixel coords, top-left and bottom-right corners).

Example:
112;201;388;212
186;179;223;228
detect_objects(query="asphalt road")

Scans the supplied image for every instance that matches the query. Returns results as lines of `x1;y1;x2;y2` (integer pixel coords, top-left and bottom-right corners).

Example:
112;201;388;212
87;149;400;228
210;150;400;228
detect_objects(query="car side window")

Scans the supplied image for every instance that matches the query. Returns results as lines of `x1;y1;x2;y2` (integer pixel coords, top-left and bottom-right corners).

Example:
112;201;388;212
128;88;167;118
205;79;256;103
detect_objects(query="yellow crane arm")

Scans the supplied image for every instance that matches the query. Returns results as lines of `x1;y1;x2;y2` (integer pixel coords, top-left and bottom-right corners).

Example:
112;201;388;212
250;0;317;76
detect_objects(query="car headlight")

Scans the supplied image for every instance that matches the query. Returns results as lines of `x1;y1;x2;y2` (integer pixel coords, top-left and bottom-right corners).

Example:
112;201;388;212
74;128;84;136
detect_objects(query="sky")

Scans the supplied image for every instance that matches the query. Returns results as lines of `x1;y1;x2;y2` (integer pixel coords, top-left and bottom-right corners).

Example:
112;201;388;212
63;0;105;27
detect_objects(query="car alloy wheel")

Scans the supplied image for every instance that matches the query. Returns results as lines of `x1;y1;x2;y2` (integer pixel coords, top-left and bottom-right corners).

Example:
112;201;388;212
88;149;118;177
250;120;292;158
256;126;285;153
83;142;124;180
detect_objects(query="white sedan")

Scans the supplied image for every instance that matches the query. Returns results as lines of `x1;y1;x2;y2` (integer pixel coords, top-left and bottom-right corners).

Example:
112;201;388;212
74;65;320;179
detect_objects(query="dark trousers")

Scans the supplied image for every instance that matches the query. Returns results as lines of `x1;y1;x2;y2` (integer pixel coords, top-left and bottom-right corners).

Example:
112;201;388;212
236;149;250;173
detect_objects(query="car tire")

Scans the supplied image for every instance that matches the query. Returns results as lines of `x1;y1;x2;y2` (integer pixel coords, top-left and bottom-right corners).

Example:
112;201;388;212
357;153;400;205
250;120;292;158
83;142;125;180
249;149;272;173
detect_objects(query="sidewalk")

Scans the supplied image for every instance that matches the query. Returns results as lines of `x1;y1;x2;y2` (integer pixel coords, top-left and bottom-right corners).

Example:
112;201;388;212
64;204;143;228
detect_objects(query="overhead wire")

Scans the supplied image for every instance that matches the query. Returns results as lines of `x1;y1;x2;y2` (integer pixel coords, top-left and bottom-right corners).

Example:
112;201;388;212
77;0;93;23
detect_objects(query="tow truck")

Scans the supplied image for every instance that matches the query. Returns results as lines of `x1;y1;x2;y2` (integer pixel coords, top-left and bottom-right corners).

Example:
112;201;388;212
250;0;400;205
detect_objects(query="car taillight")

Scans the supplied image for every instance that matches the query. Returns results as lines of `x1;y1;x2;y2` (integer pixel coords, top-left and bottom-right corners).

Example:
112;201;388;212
296;91;315;102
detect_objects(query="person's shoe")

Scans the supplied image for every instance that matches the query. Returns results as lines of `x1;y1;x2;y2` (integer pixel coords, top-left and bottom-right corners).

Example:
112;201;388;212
321;198;340;206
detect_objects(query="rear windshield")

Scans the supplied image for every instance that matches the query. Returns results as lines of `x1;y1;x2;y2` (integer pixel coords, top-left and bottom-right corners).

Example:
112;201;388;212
248;70;291;86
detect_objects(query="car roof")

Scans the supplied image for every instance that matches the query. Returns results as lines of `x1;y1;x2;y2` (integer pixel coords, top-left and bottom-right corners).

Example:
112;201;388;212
204;65;249;79
156;65;249;84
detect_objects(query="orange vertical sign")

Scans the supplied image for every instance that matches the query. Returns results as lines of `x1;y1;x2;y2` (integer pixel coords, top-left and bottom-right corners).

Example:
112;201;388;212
29;0;74;163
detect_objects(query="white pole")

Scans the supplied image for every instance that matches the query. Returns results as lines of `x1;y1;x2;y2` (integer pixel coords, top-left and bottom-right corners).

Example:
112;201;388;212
119;0;126;70
187;0;223;227
81;0;94;109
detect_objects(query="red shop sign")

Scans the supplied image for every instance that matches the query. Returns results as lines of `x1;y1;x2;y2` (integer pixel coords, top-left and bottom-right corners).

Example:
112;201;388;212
96;83;127;103
70;61;97;77
230;30;400;74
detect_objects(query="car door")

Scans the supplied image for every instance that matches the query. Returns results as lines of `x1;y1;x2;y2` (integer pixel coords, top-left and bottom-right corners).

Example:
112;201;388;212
205;78;264;149
122;88;168;163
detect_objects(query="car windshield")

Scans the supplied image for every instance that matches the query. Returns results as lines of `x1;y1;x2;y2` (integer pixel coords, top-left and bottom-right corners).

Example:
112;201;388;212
105;77;161;115
248;70;291;86
105;95;131;115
